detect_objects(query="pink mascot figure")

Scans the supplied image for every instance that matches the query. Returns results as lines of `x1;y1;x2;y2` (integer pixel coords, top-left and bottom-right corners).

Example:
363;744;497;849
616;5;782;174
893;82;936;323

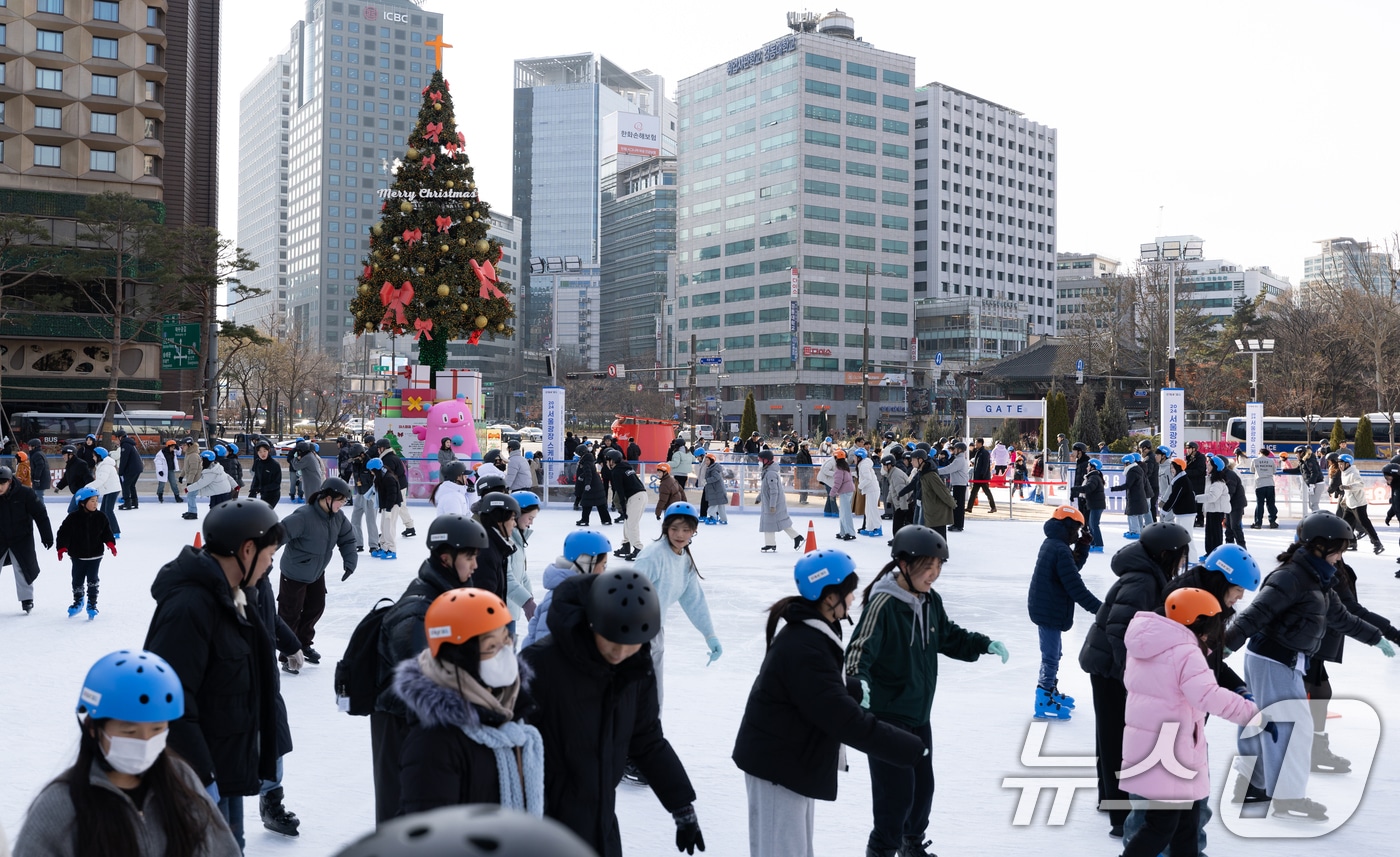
412;395;481;480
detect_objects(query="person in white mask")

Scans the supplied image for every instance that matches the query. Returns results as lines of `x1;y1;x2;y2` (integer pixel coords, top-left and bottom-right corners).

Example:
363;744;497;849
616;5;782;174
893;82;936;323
391;588;544;816
13;650;240;857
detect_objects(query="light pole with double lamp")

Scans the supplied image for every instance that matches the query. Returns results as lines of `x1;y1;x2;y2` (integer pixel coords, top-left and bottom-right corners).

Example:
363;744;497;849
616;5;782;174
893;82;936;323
1234;338;1274;401
857;264;900;437
1138;239;1204;385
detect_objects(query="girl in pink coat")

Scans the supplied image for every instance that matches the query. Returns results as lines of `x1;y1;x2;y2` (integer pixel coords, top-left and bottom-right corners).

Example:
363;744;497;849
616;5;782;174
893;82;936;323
1119;588;1263;857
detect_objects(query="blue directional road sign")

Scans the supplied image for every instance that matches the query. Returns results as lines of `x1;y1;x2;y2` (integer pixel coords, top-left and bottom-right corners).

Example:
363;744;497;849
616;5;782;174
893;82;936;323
934;351;943;367
699;356;724;365
1076;359;1085;373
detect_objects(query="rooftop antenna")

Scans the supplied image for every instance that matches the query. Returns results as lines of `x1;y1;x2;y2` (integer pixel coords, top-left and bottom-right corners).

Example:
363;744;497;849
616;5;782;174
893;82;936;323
1157;205;1164;234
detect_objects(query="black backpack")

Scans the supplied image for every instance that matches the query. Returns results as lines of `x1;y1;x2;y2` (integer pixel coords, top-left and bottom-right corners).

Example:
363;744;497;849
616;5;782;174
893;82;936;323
335;596;411;716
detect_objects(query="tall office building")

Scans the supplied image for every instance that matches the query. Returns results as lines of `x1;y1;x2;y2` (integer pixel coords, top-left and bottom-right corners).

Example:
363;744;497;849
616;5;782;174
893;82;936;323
674;11;916;435
914;83;1058;340
233;51;292;332
600;155;676;368
249;0;446;357
1300;237;1393;305
1052;252;1122;332
512;53;669;362
0;0;220;410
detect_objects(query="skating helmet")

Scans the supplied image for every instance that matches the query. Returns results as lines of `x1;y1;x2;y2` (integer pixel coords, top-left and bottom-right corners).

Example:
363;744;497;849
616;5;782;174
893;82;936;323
758;448;775;462
295;440;312;455
662;501;701;528
603;448;625;463
1051;504;1085;525
510;491;540;512
1165;587;1221;627
439;460;466;481
423;588;510;657
890;525;950;562
1087;458;1102;471
61;445;77;455
314;477;353;502
1170;457;1187;471
214;445;227;457
1382;463;1400;480
474;472;508;496
365;458;384;471
228;444;239;455
586;570;661;645
1137;521;1192;570
1201;544;1261;591
75;486;100;503
0;466;11;482
654;463;671;474
1338;453;1354;465
332;805;596;857
1072;441;1088;452
77;650;184;722
202;499;282;557
1155;445;1171;456
794;549;857;601
564;530;612;562
471;492;521;525
1209;455;1226;472
482;449;504;467
426;515;490;552
93;447;108;460
199;450;216;463
853;448;868;460
832;448;847;460
1296;511;1354;552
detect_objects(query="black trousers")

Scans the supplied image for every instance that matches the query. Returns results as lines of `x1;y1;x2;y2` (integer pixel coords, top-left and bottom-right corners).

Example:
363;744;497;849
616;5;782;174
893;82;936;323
1225;510;1246;547
891;506;913;536
950;486;966;529
578;500;612;525
1090;672;1130;828
1303;658;1332;732
1205;512;1226;554
119;475;139;507
277;575;327;649
867;718;933;852
370;711;410;822
966;482;996;511
1123;798;1201;857
1253;486;1278;525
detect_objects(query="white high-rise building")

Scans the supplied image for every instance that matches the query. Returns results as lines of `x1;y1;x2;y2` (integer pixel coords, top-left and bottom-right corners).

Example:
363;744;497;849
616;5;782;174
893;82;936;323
1300;237;1395;305
234;52;294;333
914;83;1058;340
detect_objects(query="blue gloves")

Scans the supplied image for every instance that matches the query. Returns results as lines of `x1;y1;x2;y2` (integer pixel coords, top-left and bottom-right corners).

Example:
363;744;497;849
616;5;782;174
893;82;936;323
705;636;722;665
205;780;221;805
1377;639;1396;658
987;640;1009;664
860;679;871;709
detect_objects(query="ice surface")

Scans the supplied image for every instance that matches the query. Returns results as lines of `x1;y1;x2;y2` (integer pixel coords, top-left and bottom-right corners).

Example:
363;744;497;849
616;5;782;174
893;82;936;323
2;496;1398;855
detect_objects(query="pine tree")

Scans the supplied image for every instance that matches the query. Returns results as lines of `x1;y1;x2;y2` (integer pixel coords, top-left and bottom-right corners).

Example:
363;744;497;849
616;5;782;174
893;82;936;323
1330;418;1347;452
350;69;515;371
1070;384;1102;449
1355;415;1377;459
1098;390;1129;447
1047;390;1070;446
740;391;758;441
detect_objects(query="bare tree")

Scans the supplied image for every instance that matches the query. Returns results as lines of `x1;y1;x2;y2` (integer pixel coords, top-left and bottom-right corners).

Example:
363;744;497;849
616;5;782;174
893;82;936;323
1258;301;1361;442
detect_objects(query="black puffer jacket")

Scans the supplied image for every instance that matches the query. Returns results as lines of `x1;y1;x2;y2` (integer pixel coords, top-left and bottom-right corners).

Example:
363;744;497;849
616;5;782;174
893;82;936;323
54;457;93;494
0;483;53;584
732;599;923;800
117;436;143;480
252;574;297;758
1316;559;1398;662
1185;452;1207;496
971;446;992;481
249;455;282;501
375;558;460;717
1139;456;1159;505
1225;551;1381;660
1081;468;1107;511
1162;473;1197;515
55;506;113;558
392;655;536;815
469;525;516;604
520;574;695;857
1163;566;1244;691
1224;467;1248;514
1109;464;1148;516
1078;541;1172;681
1027;518;1101;632
576;451;606;504
143;546;279;794
28;444;51;492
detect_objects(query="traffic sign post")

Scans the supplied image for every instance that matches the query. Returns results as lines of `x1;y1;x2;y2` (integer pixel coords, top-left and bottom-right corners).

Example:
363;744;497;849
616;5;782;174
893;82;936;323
1076;358;1085;385
698;356;723;366
934;351;943;367
161;314;200;371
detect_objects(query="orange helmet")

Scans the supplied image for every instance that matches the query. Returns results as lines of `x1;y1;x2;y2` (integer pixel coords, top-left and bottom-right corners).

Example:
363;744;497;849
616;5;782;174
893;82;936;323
1051;504;1084;525
14;451;26;463
1171;457;1187;471
424;588;510;657
655;462;670;474
833;448;848;459
1165;587;1221;627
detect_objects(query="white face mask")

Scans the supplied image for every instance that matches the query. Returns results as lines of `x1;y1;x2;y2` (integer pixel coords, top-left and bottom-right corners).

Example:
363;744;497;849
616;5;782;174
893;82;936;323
103;730;168;776
477;647;519;688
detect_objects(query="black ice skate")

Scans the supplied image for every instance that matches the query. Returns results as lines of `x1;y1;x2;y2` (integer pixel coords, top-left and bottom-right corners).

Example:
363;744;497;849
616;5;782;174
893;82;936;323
260;787;301;836
1311;732;1351;773
621;759;648;786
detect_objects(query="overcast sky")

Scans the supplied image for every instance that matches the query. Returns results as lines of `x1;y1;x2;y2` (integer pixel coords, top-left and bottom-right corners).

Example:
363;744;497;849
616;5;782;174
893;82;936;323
216;0;1400;285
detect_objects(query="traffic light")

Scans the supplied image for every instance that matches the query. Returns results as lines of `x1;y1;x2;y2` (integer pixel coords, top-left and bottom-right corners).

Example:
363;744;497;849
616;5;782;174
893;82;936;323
564;373;579;380
592;372;607;380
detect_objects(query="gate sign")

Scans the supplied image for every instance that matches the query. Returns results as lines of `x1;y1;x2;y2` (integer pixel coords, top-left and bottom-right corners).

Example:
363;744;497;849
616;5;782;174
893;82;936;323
1161;387;1185;456
967;399;1045;418
1246;401;1264;458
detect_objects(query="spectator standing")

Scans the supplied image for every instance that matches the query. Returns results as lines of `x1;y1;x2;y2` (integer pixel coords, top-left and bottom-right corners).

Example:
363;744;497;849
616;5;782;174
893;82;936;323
154;439;182;503
1250;449;1279;529
114;430;143;509
505;442;533;491
0;465;53;614
25;439;49;499
966;439;996;514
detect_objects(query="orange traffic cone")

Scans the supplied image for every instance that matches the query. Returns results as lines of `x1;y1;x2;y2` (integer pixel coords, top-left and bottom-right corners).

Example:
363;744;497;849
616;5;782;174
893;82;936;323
805;520;817;554
193;532;202;549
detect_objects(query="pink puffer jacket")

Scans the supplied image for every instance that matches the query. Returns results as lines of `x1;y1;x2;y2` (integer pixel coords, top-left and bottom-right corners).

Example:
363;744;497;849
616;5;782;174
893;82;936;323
1120;611;1258;801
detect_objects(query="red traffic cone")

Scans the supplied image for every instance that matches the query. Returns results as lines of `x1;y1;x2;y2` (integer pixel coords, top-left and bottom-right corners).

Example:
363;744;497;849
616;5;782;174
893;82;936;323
193;532;203;549
805;520;817;554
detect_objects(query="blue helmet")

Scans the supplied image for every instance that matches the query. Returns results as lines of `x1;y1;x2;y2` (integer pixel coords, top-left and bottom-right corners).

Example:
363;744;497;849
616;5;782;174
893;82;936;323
228;443;239;455
75;486;100;503
511;490;541;512
563;529;612;562
86;434;97;441
77;650;184;722
824;436;833;444
214;444;228;457
312;442;321;453
93;447;109;459
794;549;856;600
1210;455;1225;471
1087;458;1102;471
732;436;740;444
199;450;216;462
1339;453;1354;465
1201;544;1261;591
365;458;384;470
524;451;534;460
854;448;868;459
906;442;917;450
1121;453;1138;465
663;501;701;524
1156;445;1170;456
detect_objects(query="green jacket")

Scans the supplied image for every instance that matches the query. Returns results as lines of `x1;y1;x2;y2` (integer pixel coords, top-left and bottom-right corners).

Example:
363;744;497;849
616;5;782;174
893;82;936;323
845;574;990;728
919;467;957;528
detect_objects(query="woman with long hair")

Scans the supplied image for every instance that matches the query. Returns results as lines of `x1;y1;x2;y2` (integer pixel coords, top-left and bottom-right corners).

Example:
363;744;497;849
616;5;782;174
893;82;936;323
1198;455;1231;556
733;550;924;857
14;650;238;857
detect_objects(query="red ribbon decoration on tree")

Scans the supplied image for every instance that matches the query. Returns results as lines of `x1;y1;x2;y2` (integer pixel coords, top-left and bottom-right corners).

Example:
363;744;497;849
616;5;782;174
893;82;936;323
402;228;422;246
413;318;434;341
424;121;444;143
435;215;453;233
363;264;372;278
458;131;466;147
380;280;415;326
471;258;505;299
422;154;436;171
444;142;458;157
430;91;443;104
467;329;481;345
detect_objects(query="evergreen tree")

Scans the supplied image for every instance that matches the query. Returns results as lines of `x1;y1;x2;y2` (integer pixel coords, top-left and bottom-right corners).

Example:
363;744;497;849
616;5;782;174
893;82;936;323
1355;415;1377;458
1046;390;1070;447
1330;418;1347;451
1070;384;1102;449
1098;389;1129;447
350;69;515;371
740;391;758;441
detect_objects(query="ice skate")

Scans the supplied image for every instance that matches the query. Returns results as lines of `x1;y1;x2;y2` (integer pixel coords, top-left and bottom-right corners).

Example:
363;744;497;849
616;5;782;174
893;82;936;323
279;654;299;676
260;786;301;837
402;527;416;538
1033;686;1070;720
1272;797;1328;821
1311;732;1351;773
302;647;322;664
85;586;98;620
1051;686;1075;708
866;527;883;537
621;759;648;786
21;600;33;614
793;535;804;550
383;550;397;560
897;835;937;857
67;589;84;618
760;545;777;552
613;543;633;559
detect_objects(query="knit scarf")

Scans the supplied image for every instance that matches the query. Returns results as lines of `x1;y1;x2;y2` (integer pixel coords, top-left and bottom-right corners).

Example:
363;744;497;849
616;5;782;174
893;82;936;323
415;650;544;815
1301;550;1338;588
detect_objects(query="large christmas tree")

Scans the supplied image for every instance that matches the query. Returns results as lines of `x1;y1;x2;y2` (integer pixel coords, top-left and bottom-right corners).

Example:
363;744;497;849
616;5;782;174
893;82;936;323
350;65;515;371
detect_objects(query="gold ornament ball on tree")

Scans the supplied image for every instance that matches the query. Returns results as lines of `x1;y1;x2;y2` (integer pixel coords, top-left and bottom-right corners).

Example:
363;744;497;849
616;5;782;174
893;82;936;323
475;315;488;329
460;303;470;312
475;239;490;254
446;180;454;188
440;244;450;253
372;223;383;235
415;267;425;275
359;284;369;294
392;254;401;262
399;201;413;213
496;323;505;332
436;284;450;296
406;147;420;160
458;238;467;246
434;102;443;111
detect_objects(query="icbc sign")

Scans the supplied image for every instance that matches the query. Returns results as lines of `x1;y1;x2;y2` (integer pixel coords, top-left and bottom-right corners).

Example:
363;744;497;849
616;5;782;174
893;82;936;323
363;6;410;23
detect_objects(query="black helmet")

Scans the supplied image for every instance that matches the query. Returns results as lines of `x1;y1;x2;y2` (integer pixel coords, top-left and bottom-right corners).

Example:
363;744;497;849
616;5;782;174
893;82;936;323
1138;521;1192;564
27;438;41;448
333;805;596;857
347;442;365;458
0;466;12;482
1325;451;1341;463
295;440;312;455
915;442;931;452
1384;463;1400;480
482;449;504;466
375;438;392;450
475;472;507;495
472;492;520;524
1297;511;1354;549
909;448;928;460
203;499;282;556
363;432;377;444
426;514;489;552
890;525;949;561
1072;441;1088;452
757;447;774;462
880;456;895;467
1390;453;1400;466
506;439;521;451
587;571;660;645
314;477;353;502
61;444;77;455
440;460;468;481
337;436;350;445
603;448;625;463
889;445;904;458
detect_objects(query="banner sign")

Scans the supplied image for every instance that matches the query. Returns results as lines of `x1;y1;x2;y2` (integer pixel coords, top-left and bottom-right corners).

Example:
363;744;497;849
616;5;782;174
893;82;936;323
967;399;1045;418
542;386;566;503
1246;401;1264;458
1161;388;1186;456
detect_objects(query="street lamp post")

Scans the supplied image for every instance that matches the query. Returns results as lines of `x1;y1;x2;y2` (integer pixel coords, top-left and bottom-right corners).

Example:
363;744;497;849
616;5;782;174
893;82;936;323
859;265;899;437
1234;338;1275;400
1139;239;1204;385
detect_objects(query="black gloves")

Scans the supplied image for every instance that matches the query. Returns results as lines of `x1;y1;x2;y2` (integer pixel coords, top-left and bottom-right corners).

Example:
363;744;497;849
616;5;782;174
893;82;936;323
341;567;355;582
1383;625;1400;646
42;539;53;550
673;805;705;854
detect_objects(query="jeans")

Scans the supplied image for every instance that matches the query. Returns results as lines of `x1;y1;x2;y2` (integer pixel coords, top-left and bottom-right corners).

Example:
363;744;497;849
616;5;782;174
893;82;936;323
866;718;934;852
186;488;201;515
259;756;285;796
351;488;380;549
100;492;120;536
1253;486;1277;525
1127;512;1151;534
1086;507;1104;547
217;794;245;851
157;471;181;500
1037;625;1062;690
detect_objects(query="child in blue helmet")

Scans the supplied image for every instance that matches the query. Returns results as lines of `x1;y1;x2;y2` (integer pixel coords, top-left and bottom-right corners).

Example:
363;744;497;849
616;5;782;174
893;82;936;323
506;490;541;628
56;486;115;620
1080;458;1106;552
521;528;611;648
14;650;239;856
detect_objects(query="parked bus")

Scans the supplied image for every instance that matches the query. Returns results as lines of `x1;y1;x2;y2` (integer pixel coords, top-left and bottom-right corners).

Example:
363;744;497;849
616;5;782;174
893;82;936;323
1224;414;1398;453
14;410;219;454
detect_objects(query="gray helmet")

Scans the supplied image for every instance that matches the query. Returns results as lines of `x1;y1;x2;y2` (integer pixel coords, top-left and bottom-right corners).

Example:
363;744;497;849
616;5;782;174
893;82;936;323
333;805;597;857
587;571;660;645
